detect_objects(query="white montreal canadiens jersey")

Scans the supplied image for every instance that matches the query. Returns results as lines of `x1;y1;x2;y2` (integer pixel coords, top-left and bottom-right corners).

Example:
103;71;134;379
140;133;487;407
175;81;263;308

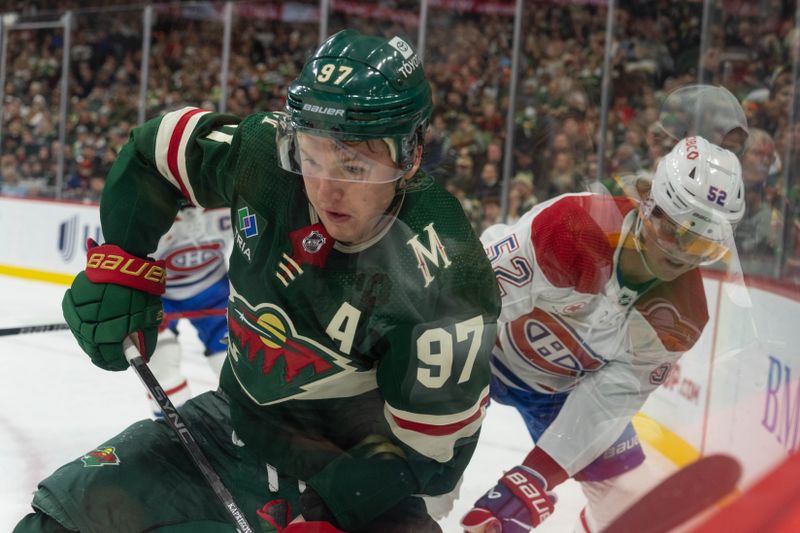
153;208;232;301
481;193;709;475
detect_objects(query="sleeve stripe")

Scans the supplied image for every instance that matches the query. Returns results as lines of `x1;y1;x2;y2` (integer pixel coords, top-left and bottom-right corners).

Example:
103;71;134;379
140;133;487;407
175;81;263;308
154;106;209;204
384;387;490;462
389;391;489;436
205;130;233;144
387;385;489;433
169;108;208;205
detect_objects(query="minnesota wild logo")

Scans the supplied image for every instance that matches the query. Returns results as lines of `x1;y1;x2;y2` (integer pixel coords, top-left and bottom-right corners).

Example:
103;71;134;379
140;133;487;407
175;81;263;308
80;446;120;467
227;296;364;405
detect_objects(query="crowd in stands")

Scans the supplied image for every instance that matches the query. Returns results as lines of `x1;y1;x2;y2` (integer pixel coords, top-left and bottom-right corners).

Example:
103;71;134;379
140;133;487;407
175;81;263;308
1;0;799;284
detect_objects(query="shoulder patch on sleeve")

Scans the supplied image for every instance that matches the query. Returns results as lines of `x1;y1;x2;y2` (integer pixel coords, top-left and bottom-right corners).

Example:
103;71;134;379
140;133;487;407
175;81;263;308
636;269;709;352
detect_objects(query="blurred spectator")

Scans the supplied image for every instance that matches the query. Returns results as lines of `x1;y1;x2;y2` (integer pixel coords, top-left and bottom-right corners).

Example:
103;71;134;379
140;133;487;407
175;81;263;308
736;128;781;274
545;151;585;198
451;152;476;195
422;114;449;172
444;114;485;157
610;142;643;176
0;0;796;289
785;190;800;284
754;68;794;133
1;168;29;196
475;162;502;202
506;171;538;224
645;121;674;171
474;138;504;177
478;100;504;136
479;196;502;234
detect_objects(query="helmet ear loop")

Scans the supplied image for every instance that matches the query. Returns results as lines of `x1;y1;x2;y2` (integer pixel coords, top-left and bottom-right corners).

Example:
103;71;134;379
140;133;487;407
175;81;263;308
277;118;301;173
400;128;425;172
394;152;416;196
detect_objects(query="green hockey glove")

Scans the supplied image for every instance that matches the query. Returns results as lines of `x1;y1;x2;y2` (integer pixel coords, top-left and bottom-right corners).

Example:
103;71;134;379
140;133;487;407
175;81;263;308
62;239;166;371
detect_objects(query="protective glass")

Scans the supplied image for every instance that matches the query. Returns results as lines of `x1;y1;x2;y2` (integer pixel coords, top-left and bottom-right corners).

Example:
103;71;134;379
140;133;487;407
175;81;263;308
657;84;748;156
276;116;405;184
640;205;732;265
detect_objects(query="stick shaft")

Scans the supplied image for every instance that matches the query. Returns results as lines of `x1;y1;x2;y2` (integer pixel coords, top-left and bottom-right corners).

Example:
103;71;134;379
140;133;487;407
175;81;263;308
0;323;70;336
123;339;254;533
0;308;226;337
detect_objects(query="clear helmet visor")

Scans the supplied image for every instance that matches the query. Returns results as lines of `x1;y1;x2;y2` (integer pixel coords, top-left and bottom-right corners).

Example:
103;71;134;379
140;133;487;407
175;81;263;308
276;116;407;184
639;202;733;265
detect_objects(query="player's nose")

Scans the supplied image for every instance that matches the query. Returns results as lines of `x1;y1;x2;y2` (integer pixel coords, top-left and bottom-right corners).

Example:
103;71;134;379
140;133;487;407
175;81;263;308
316;176;346;200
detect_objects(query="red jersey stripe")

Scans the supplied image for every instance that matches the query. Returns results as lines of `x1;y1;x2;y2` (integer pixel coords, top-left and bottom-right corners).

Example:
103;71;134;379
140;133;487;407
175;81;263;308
167;108;206;201
390;394;489;437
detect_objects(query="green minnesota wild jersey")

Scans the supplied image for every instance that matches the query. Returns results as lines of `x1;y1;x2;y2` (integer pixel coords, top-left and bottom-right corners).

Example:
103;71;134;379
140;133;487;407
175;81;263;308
100;107;501;528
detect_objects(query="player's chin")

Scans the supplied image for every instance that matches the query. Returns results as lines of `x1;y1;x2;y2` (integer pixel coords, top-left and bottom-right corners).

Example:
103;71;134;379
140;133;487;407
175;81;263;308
657;257;694;280
324;221;362;243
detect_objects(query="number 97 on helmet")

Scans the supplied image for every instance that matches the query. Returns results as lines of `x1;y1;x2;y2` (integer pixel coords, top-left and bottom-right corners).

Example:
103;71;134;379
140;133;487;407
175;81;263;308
276;30;433;185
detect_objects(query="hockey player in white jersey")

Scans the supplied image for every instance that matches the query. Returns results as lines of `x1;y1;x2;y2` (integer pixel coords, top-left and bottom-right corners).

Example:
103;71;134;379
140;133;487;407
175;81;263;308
146;206;231;415
461;136;745;533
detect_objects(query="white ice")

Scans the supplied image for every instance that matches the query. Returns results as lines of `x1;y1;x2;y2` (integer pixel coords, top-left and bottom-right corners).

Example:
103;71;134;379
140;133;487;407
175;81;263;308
0;274;598;532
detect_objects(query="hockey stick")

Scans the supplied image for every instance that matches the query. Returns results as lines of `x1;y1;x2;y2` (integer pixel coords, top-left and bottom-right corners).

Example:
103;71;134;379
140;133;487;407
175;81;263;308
0;323;70;336
602;453;741;533
123;337;254;533
0;308;227;337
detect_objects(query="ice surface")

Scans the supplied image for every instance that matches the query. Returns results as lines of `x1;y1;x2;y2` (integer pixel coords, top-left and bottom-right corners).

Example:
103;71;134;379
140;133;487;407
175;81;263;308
0;275;593;532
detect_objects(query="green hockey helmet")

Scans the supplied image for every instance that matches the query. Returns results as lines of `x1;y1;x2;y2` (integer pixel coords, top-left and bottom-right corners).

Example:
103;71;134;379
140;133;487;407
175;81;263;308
277;29;432;183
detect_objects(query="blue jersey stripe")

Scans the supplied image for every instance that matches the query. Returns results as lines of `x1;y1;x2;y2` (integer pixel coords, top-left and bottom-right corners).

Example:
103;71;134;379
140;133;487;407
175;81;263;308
490;354;537;392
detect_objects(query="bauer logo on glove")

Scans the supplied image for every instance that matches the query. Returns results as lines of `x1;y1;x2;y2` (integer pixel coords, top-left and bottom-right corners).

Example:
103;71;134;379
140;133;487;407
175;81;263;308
84;239;167;295
461;465;557;533
62;239;166;370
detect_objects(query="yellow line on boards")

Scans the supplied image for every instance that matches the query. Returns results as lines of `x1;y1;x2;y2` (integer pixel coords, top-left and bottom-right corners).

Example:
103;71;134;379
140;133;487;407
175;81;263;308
0;265;74;286
633;412;700;468
633;412;741;501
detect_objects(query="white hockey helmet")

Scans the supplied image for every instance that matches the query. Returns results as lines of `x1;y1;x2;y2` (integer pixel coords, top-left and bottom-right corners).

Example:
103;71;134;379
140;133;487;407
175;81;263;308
641;136;745;265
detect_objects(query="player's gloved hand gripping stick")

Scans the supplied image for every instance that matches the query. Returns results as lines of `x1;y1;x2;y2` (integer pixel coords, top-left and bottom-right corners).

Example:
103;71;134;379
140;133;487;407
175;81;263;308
63;239;255;532
462;447;566;532
62;239;165;370
462;465;557;533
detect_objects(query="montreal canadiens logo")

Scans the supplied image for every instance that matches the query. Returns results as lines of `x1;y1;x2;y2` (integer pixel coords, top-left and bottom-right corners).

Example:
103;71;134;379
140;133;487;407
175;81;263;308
163;241;224;274
302;230;326;254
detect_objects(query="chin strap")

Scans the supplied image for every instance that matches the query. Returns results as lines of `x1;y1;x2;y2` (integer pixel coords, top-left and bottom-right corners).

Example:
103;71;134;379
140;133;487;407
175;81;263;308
632;214;661;280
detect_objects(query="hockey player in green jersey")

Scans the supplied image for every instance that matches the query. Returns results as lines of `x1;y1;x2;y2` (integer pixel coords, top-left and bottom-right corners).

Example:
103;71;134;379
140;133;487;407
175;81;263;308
15;30;500;533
